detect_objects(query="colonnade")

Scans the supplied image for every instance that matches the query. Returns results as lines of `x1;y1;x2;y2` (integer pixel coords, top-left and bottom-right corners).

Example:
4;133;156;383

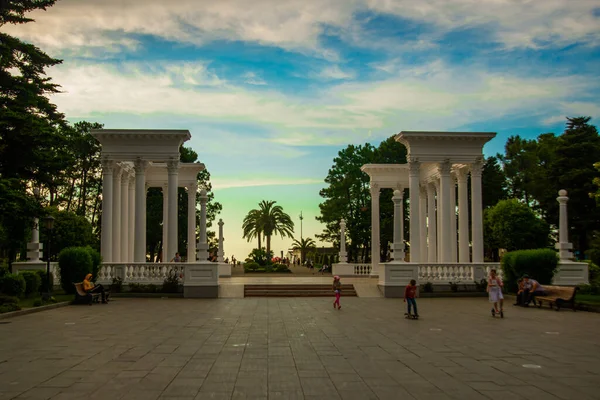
100;158;206;263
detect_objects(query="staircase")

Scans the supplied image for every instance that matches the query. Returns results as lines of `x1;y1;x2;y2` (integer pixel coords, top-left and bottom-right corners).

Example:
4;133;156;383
244;284;357;297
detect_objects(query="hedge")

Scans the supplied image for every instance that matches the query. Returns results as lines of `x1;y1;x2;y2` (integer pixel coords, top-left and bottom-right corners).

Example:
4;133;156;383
36;269;53;292
58;247;93;294
0;273;26;297
20;271;41;296
0;294;20;314
501;249;558;293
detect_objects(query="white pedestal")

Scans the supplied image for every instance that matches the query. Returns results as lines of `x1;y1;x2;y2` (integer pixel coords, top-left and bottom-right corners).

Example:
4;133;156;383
378;262;419;298
218;263;231;277
552;261;589;286
183;262;218;298
332;263;354;276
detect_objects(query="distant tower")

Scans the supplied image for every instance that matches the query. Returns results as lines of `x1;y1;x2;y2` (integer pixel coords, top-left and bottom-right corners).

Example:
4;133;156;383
299;211;304;240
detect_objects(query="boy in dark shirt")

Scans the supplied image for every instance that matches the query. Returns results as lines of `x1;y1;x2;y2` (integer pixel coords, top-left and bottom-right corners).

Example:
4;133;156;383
404;279;418;318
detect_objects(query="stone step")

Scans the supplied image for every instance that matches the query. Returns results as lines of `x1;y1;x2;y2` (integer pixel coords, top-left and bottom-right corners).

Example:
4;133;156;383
244;284;357;297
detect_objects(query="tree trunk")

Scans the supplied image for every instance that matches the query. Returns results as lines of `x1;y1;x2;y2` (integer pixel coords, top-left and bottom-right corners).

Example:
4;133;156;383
66;176;76;212
266;235;271;257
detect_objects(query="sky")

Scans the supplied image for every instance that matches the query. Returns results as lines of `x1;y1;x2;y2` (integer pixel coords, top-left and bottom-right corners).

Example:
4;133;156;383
7;0;600;260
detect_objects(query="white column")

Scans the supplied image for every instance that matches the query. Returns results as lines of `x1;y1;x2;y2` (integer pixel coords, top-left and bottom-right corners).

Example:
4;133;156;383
439;160;452;263
408;159;421;263
134;158;149;262
120;170;129;263
187;183;198;262
370;182;380;274
392;189;405;261
450;175;457;263
112;164;122;262
128;176;135;262
217;219;224;262
556;190;574;260
161;184;168;262
197;188;209;261
456;169;470;263
339;219;347;263
419;186;427;263
435;179;441;260
167;159;179;262
426;183;437;263
101;159;114;263
470;159;484;263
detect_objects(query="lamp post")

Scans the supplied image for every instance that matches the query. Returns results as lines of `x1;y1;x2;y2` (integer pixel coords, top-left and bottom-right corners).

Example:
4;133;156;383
42;215;55;301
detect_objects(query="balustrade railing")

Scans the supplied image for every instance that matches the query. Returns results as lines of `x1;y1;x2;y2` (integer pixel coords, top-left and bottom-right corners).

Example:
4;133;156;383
98;263;185;284
352;264;372;275
417;263;501;283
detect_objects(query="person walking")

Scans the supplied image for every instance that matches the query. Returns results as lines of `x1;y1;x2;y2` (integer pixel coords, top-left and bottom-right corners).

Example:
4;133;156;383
333;275;342;310
488;269;504;317
404;279;419;318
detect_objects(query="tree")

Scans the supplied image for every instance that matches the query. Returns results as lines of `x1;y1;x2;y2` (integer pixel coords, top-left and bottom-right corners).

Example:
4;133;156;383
592;162;600;205
484;199;550;259
0;0;67;266
40;208;95;260
242;209;263;250
292;237;316;264
481;156;508;209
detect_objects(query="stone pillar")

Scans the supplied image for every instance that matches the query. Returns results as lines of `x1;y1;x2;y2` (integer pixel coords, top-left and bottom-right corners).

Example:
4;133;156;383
456;169;470;263
167;158;179;262
438;160;452;263
470;159;484;263
134;158;149;262
339;219;347;263
408;159;421;263
450;175;457;262
419;186;428;263
101;159;114;262
120;169;129;263
434;179;441;260
426;183;437;263
161;184;168;262
217;219;224;262
392;189;405;261
112;164;122;262
128;175;135;262
556;190;574;260
26;217;43;262
370;182;380;274
197;188;209;261
187;183;198;263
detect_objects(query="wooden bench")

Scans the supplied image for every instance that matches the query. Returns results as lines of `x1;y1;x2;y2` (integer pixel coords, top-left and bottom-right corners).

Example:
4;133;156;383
73;283;110;305
535;285;577;311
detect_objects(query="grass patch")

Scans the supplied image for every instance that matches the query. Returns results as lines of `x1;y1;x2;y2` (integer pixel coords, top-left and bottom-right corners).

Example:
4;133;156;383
577;294;600;306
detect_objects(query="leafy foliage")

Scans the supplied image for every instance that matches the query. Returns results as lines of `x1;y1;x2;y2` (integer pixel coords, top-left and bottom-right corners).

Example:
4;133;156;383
242;201;294;256
0;294;20;314
0;273;26;297
247;248;272;266
501;249;558;293
58;247;92;294
20;270;41;296
292;237;316;264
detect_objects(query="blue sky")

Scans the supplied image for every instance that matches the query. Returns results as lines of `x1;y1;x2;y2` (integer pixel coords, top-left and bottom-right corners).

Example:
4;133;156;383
8;0;600;259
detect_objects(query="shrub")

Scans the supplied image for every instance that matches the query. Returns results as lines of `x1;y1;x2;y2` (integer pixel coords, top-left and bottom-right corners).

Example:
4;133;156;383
0;273;26;297
36;269;54;292
449;282;459;292
129;283;160;293
578;284;600;295
0;294;20;314
0;264;8;278
272;263;291;273
111;277;123;293
423;282;434;293
0;304;20;314
586;261;600;284
162;271;180;293
33;299;42;307
586;248;600;267
58;247;93;294
474;279;488;292
85;246;102;279
244;262;260;273
20;271;42;296
501;249;558;293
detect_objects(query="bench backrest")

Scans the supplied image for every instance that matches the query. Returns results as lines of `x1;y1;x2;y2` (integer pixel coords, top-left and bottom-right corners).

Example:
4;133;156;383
542;285;576;299
74;282;87;297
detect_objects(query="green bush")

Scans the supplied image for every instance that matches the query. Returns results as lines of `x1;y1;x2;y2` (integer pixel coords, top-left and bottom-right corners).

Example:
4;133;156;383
501;249;558;293
272;263;291;273
0;264;8;278
85;246;102;279
244;262;260;272
20;271;42;296
586;249;600;267
33;299;42;307
578;283;600;295
111;277;123;293
162;270;180;293
0;303;20;314
0;294;19;305
35;269;53;292
129;283;160;293
586;261;600;284
58;247;93;294
0;273;26;297
423;282;434;293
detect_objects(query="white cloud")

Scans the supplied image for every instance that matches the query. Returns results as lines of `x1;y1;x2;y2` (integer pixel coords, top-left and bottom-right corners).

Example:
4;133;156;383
4;0;598;57
317;65;356;80
242;72;267;86
212;177;323;190
48;59;598;147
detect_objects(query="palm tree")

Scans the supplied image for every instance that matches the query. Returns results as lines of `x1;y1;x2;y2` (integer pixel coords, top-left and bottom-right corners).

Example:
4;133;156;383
242;209;263;250
258;200;294;256
292;237;316;264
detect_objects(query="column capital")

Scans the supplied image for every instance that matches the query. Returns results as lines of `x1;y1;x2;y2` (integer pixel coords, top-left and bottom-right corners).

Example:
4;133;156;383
557;189;568;204
470;157;484;177
370;182;379;191
340;219;346;228
129;174;136;186
199;188;208;203
408;158;420;176
437;159;452;176
167;158;180;173
392;189;403;201
134;158;150;173
113;163;124;178
218;218;224;227
187;182;198;192
101;158;115;172
420;185;428;196
455;167;469;183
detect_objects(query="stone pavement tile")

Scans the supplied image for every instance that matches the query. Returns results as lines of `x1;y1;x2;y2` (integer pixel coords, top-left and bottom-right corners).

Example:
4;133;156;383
479;390;525;400
328;373;363;384
240;358;267;371
268;357;295;368
268;391;304;400
120;389;162;400
300;377;338;397
201;381;236;393
531;381;595;400
12;387;62;400
194;392;232;400
236;370;267;380
268;378;302;392
162;378;204;397
116;369;149;379
466;381;506;392
204;373;238;383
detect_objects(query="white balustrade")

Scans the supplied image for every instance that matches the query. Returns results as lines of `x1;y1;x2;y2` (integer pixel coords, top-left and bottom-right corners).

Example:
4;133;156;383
332;263;372;276
417;263;501;283
97;263;186;285
353;264;372;275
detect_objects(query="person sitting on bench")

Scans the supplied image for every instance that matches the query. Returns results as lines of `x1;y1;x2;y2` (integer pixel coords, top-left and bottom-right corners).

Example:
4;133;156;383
516;275;546;306
83;273;107;304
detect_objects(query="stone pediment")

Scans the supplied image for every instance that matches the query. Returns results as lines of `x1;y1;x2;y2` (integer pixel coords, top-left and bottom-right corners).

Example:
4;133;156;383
91;129;191;161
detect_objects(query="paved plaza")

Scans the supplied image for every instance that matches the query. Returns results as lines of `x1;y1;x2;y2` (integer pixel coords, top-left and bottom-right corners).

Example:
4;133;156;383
1;297;600;400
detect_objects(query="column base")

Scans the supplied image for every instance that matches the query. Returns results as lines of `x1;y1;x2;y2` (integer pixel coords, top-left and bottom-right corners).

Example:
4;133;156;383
378;261;419;298
183;262;218;298
184;285;218;298
553;261;589;286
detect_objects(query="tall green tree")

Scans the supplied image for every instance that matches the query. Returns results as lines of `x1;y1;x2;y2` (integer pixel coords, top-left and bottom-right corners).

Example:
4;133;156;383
0;0;68;266
242;200;294;256
292;237;316;264
242;209;263;250
481;156;508;209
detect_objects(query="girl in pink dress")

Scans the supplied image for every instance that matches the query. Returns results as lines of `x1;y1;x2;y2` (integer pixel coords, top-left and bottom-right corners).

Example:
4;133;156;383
487;269;504;318
333;276;341;310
